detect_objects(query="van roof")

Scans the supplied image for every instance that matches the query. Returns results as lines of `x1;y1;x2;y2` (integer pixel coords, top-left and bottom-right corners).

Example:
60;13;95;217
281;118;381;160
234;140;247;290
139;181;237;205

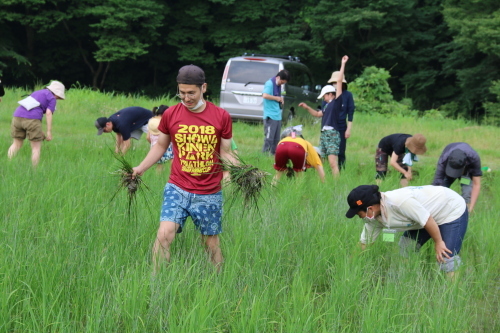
241;53;301;62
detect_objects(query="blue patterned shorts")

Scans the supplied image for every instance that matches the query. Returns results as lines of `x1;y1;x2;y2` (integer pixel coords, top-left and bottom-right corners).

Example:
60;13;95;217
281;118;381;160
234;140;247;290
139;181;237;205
160;183;222;235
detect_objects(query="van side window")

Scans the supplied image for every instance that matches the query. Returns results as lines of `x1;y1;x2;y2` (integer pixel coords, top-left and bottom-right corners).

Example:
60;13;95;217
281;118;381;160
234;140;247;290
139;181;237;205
227;62;279;84
302;73;313;91
285;65;302;87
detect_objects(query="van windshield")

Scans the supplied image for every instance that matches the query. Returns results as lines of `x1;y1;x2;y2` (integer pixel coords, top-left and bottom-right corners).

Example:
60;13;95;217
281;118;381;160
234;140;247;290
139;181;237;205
227;61;279;85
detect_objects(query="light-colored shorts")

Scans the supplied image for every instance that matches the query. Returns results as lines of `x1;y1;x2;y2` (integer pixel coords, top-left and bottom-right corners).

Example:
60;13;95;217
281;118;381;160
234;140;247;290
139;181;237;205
11;117;44;141
130;124;149;140
160;183;222;235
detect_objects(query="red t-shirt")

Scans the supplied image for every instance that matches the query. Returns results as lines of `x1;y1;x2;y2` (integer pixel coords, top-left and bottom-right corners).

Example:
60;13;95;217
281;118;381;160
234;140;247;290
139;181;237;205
158;101;232;194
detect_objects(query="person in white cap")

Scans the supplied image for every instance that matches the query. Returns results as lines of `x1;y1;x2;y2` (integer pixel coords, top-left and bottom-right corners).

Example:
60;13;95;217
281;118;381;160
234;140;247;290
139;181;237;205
7;80;65;166
298;55;349;178
327;70;355;169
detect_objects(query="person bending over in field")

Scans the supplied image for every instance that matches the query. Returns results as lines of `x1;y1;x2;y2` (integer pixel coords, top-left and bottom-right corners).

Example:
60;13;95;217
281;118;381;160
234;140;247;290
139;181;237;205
95;106;153;154
272;125;325;184
8;80;65;166
432;142;482;213
132;65;238;272
298;55;349;179
375;133;427;187
346;184;468;279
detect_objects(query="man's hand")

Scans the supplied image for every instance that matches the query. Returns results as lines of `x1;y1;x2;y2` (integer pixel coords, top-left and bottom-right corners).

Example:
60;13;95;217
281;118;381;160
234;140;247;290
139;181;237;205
345;128;351;139
45;131;52;141
342;55;349;64
404;170;413;180
298;102;308;109
132;166;145;179
434;240;452;263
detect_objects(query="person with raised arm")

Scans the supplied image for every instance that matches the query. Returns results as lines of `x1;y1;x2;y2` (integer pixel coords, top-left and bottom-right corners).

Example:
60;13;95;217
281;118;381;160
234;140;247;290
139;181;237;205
298;55;349;178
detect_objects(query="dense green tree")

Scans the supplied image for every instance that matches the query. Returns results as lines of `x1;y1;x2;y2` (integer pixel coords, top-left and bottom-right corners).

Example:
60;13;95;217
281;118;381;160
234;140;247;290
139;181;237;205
305;0;454;111
0;0;165;89
484;81;500;126
0;0;499;124
0;0;67;80
70;0;165;89
442;0;500;120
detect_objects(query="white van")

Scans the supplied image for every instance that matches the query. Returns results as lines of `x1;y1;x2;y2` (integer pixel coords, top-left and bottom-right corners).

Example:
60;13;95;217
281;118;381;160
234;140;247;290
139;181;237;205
220;54;321;122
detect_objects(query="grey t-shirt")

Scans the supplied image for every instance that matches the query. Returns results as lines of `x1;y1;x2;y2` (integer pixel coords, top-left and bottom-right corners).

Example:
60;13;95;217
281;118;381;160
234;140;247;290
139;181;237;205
432;142;482;185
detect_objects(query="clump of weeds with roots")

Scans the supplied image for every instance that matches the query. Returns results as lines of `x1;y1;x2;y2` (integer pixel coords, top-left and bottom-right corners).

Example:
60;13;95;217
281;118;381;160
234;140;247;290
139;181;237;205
110;153;153;220
220;153;272;214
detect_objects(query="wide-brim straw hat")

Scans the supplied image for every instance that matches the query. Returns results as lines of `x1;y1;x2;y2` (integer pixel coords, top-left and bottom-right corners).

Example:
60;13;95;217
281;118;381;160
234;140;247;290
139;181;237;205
406;134;427;155
46;80;66;99
327;71;347;84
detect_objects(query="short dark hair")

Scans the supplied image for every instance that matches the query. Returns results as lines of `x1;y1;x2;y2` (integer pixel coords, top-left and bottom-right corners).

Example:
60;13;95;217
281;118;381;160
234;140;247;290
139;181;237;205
152;105;169;116
277;69;290;81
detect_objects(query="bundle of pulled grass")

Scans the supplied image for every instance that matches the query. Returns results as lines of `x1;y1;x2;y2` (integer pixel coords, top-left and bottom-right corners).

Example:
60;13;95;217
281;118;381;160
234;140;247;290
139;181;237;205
221;154;271;210
110;153;151;218
285;165;295;178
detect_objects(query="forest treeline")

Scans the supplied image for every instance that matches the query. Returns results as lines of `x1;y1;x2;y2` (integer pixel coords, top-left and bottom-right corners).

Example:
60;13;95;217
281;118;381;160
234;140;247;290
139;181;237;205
1;0;499;123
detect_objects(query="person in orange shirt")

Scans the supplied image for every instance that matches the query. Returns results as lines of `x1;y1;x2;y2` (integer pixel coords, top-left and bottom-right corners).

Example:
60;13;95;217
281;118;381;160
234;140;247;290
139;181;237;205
272;125;325;184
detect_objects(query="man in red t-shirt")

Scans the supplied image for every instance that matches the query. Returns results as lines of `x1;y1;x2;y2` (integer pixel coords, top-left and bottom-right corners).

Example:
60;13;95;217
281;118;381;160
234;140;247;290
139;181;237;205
133;65;236;271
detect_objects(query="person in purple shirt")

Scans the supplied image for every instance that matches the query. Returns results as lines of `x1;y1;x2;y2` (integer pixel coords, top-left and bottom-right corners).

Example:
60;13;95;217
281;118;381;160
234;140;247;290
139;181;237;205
432;142;482;213
7;80;66;166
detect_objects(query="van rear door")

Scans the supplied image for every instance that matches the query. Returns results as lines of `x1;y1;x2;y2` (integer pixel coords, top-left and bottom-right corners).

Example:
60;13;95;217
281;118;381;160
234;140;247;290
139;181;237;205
220;59;279;120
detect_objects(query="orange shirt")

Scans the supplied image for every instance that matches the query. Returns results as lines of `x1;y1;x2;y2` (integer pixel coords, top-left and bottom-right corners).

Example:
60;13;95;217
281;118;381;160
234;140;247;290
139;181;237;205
279;137;322;167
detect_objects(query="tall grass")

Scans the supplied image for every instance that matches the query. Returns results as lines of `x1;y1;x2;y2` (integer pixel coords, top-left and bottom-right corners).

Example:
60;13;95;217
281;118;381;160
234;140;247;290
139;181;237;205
0;87;499;332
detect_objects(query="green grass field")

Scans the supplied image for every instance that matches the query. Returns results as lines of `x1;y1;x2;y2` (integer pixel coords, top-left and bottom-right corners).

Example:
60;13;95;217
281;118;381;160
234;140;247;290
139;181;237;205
0;87;499;332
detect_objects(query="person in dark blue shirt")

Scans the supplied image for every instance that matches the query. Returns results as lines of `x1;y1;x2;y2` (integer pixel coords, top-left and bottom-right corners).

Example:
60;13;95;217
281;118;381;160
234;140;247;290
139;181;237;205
299;55;349;178
95;106;153;154
327;71;355;170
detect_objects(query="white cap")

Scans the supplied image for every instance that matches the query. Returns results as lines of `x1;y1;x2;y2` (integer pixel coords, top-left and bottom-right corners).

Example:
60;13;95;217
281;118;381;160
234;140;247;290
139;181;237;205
46;80;66;99
317;85;336;99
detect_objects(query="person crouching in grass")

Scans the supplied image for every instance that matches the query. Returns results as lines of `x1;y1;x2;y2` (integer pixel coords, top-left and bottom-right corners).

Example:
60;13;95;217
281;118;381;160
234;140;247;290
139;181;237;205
272;125;325;184
345;184;468;279
375;133;427;187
